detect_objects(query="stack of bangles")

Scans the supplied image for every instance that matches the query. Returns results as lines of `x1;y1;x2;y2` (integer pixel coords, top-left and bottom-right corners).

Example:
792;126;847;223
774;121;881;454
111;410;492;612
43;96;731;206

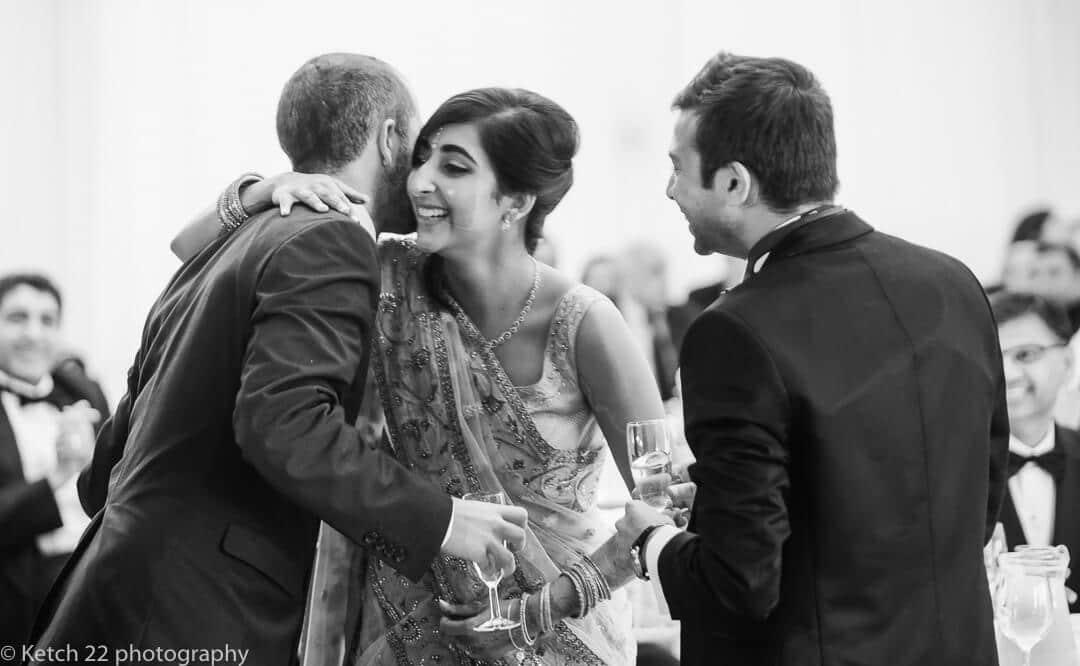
508;555;612;655
217;173;263;232
563;553;612;619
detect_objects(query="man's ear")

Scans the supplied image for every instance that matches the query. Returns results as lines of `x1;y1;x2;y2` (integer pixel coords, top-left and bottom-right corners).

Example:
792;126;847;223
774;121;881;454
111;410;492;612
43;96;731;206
727;161;755;206
378;118;398;167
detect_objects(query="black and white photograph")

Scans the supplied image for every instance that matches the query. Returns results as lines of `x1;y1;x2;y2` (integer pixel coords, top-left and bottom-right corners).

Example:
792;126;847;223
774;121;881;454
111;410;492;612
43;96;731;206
2;1;1079;664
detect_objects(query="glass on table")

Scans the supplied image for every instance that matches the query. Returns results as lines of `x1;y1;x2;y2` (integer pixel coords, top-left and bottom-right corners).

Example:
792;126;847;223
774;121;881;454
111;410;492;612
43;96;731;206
461;491;521;632
627;419;673;509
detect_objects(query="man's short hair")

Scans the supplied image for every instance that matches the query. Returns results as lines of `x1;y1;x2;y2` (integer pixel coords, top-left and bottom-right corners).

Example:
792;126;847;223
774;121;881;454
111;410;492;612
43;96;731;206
276;53;416;174
0;273;63;314
989;291;1072;342
673;52;838;213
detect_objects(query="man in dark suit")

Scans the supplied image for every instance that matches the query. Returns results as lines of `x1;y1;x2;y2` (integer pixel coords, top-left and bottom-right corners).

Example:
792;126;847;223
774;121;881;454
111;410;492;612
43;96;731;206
615;52;1008;665
27;54;526;665
990;291;1080;609
0;274;109;653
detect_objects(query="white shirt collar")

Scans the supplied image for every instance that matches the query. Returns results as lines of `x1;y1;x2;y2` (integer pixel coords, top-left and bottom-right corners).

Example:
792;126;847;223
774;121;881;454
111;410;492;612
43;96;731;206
1009;426;1056;457
750;209;827;275
0;367;53;399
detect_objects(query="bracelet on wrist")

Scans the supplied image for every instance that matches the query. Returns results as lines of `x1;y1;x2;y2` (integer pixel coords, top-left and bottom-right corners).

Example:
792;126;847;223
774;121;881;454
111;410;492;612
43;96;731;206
217;172;263;233
520;592;537;645
540;581;555;633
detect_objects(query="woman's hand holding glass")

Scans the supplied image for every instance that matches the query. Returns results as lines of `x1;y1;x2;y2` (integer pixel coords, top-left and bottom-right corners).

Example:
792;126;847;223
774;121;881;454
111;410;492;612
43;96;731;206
438;598;527;662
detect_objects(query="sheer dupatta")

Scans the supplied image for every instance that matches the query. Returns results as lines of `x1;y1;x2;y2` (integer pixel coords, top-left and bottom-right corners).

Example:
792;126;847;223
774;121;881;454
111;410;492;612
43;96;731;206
350;238;632;665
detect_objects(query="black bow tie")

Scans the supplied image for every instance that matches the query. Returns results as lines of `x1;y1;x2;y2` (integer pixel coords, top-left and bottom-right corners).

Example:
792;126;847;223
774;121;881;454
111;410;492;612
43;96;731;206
17;393;57;407
0;389;58;408
1009;447;1065;484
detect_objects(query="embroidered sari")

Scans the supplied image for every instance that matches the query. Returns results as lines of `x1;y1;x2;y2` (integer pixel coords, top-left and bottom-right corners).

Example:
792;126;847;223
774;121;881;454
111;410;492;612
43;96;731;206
351;237;634;665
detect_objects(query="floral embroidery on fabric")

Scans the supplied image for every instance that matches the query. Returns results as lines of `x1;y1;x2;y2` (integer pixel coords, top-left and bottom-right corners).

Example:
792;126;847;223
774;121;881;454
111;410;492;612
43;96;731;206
355;238;633;665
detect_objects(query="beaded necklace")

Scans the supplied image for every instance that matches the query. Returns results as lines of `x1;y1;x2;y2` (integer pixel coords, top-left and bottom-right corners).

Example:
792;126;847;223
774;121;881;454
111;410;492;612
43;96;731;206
443;257;543;348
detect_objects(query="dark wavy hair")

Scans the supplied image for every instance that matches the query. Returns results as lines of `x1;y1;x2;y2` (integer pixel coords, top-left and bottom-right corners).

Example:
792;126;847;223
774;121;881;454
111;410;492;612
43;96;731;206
0;273;62;314
414;87;579;254
673;52;838;213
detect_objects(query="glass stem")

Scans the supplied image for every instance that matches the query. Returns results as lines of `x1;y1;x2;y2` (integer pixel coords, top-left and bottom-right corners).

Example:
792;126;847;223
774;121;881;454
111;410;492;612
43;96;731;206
488;583;502;620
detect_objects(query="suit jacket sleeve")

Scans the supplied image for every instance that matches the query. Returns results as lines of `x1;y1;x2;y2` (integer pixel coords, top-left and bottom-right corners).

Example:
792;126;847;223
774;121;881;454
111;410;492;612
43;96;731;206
0;478;63;548
77;388;131;517
985;354;1009;542
77;342;137;517
658;308;791;626
232;219;451;581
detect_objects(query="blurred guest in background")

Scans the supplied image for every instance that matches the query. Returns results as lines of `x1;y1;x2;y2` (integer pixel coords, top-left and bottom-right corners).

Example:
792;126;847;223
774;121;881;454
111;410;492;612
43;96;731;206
580;254;622;305
1039;212;1080;253
667;254;744;350
1013;208;1054;244
997;240;1040;295
1028;242;1080;334
0;273;108;652
988;208;1054;295
990;291;1080;609
619;243;679;401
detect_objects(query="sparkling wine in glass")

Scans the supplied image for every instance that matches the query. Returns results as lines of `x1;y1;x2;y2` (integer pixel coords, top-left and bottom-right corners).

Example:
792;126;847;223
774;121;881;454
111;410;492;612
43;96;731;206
628;419;673;509
461;491;520;632
998;570;1055;666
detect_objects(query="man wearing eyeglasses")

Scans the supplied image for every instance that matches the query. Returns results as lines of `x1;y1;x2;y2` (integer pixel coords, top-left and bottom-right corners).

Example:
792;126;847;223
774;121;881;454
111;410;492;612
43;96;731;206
990;290;1080;610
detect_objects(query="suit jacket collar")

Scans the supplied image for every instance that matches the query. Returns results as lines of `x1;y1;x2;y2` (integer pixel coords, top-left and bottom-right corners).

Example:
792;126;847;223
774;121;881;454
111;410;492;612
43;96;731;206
0;401;23;484
744;210;874;280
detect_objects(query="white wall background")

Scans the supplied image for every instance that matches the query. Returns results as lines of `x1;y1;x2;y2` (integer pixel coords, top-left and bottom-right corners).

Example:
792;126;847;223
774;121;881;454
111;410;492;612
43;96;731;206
2;0;1079;403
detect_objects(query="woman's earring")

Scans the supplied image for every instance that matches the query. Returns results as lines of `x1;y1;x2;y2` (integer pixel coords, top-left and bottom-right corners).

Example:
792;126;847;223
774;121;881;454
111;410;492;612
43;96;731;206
501;213;513;231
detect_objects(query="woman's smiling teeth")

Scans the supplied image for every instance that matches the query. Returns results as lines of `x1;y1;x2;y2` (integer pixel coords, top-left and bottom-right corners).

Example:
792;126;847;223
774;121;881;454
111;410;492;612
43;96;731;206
416;206;449;221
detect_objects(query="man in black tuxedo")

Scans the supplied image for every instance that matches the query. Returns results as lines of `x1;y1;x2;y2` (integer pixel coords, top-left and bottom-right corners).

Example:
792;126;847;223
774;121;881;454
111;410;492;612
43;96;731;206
990;291;1080;609
27;54;526;665
0;274;109;652
615;52;1008;665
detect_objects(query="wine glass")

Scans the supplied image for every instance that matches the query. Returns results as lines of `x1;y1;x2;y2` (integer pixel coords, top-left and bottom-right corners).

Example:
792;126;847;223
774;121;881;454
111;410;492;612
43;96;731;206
627;419;672;509
461;491;520;632
997;567;1055;666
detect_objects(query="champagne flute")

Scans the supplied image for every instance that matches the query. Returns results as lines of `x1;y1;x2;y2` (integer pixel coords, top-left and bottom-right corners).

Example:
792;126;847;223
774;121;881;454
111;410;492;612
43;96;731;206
997;568;1055;666
628;419;673;509
462;491;521;632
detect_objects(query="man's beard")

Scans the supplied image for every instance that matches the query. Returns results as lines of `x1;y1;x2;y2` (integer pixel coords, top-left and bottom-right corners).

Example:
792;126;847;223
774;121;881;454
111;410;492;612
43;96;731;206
372;147;415;235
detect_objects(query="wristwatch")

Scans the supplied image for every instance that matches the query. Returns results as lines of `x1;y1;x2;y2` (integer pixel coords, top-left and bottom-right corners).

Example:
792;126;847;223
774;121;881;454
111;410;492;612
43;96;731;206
630;525;662;581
